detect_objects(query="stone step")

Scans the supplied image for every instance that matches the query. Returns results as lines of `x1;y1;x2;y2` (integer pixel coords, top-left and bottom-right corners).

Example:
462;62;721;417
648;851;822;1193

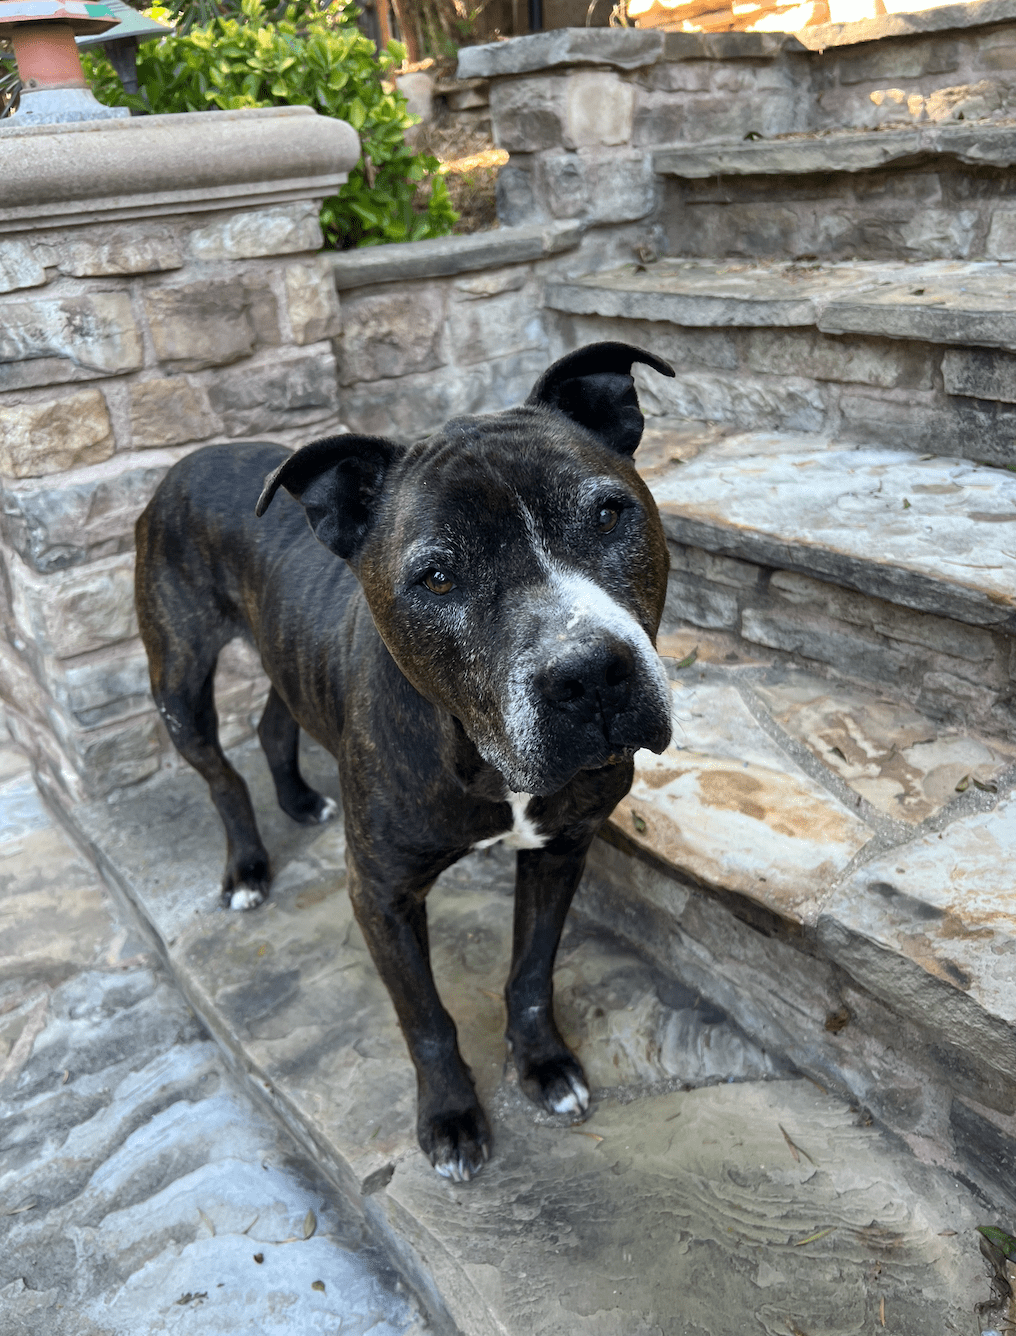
652;123;1016;181
583;648;1016;1214
46;731;1004;1335
545;260;1016;464
646;432;1016;632
547;258;1016;352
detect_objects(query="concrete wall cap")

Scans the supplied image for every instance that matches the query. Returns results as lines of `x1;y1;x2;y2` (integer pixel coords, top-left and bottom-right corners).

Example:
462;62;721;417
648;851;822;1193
0;106;360;228
457;28;665;79
327;219;584;290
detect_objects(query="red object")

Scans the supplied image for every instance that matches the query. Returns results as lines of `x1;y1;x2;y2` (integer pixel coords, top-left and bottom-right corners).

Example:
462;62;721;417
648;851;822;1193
0;1;116;91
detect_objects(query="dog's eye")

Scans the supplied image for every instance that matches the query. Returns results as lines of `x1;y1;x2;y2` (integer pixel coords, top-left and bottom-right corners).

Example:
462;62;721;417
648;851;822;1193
423;570;454;595
596;506;620;534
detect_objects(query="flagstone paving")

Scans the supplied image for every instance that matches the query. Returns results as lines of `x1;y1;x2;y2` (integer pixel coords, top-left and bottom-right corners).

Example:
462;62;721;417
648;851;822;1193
46;715;1014;1335
0;741;421;1336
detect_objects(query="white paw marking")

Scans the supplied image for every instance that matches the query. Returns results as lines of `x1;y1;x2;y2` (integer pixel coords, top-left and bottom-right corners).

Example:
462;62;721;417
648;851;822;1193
552;1090;582;1115
229;886;265;911
317;796;338;824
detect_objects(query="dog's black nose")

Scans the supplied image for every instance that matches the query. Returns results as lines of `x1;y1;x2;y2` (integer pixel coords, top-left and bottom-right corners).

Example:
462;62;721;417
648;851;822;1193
535;640;634;725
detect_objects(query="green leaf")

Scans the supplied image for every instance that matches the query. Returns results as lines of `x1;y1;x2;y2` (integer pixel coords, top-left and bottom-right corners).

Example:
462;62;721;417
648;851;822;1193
978;1225;1016;1258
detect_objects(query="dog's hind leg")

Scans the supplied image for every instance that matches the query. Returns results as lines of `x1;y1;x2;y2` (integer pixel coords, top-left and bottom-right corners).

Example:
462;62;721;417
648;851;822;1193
151;649;271;911
257;686;337;826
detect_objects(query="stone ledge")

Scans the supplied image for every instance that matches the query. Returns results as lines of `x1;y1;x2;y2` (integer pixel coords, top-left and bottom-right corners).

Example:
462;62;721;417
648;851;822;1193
458;28;665;77
649;438;1016;631
653;123;1016;177
0;106;360;232
546;258;1016;353
797;0;1016;51
327;220;583;291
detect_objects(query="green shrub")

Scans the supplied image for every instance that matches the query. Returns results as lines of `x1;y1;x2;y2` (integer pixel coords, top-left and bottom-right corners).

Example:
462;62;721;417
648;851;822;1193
82;0;457;247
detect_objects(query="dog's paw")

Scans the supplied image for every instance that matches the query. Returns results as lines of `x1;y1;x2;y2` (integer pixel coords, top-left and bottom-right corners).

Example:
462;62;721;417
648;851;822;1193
221;850;270;911
225;885;268;911
419;1106;491;1183
280;787;338;826
518;1052;590;1119
315;795;338;824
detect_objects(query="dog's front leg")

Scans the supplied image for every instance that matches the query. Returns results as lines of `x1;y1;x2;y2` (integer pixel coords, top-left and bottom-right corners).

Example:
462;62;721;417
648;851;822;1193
505;843;591;1118
348;861;491;1181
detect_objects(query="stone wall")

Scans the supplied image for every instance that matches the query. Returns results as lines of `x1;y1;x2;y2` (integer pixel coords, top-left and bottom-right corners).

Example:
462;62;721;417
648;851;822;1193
0;106;358;802
459;5;1016;235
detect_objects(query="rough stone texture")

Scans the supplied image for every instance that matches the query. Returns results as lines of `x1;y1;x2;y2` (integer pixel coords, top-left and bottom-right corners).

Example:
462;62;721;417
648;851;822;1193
188;202;323;261
48;733;1001;1335
10;554;137;660
448;285;545;367
327;221;583;291
0;391;115;480
54;224;183;277
143;279;275;372
490;77;564;154
821;795;1016;1112
0;293;142;381
284;258;343;346
563;71;634;149
618;676;872;920
459;27;665;78
205;345;339;437
942;345;1016;401
339;286;447;386
0;240;47;294
0;747;421;1336
0;451;184;574
128;378;219;449
651;441;1016;631
539;149;656;225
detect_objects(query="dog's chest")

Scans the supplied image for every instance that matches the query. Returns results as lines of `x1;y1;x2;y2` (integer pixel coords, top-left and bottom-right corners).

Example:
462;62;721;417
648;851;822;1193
472;791;546;851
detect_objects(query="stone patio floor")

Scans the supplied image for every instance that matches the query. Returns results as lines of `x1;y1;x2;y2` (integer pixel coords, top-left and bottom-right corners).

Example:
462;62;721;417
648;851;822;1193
0;737;423;1336
20;722;1013;1335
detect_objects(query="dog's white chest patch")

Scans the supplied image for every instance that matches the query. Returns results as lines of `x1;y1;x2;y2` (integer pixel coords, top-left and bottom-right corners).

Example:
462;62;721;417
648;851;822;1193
473;791;547;852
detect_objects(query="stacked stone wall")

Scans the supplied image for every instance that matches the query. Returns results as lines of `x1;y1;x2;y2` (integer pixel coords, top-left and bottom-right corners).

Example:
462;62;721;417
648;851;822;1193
0;200;346;801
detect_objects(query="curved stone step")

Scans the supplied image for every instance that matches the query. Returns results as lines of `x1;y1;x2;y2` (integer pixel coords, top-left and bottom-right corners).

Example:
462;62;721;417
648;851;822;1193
653;123;1016;179
645;435;1016;631
547;258;1016;352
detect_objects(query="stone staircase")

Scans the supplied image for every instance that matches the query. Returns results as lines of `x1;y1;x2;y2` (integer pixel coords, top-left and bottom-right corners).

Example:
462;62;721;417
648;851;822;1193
538;103;1016;1228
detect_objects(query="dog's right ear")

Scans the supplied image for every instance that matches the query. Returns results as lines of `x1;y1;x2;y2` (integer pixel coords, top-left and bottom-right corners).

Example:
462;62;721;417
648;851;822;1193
255;434;404;560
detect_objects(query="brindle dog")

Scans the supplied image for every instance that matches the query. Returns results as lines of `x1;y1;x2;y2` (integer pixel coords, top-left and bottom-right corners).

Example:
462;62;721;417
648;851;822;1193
135;342;676;1180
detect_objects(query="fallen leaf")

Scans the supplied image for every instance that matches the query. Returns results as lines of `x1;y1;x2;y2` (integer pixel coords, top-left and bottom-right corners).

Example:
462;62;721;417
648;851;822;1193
673;647;699;670
973;777;998;793
311;1279;326;1292
779;1125;816;1165
794;1227;836;1246
631;812;647;834
955;775;971;793
303;1208;317;1239
978;1224;1016;1258
902;498;911;509
253;1253;264;1264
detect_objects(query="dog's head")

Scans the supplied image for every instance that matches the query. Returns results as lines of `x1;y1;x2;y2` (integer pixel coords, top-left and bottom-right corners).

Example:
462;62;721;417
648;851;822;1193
256;342;675;796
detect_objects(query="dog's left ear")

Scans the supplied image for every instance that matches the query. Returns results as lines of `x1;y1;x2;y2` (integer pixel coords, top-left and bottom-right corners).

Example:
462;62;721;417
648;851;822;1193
526;342;675;456
255;434;404;560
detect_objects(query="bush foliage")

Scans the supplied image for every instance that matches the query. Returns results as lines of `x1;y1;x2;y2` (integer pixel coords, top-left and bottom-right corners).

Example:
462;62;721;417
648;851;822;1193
83;0;457;247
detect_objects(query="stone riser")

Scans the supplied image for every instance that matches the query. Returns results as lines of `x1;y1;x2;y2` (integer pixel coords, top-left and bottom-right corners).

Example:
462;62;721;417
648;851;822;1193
664;161;1016;263
556;309;1016;466
660;544;1016;742
579;833;1016;1217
